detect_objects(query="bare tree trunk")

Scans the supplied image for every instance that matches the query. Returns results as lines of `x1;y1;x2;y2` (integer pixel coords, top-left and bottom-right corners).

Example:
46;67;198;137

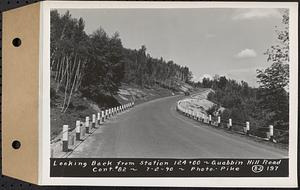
63;58;81;113
61;56;70;112
56;55;69;92
55;56;64;83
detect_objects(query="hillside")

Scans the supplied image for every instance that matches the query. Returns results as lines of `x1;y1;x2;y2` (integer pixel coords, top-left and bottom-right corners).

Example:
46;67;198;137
50;10;196;139
51;80;194;139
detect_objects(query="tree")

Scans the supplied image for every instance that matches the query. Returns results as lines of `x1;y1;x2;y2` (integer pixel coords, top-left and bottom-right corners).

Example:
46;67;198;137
256;10;289;129
81;28;125;98
50;10;195;112
50;10;89;112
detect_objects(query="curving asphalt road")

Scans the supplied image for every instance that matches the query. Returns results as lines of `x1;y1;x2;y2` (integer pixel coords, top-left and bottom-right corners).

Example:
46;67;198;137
68;94;288;158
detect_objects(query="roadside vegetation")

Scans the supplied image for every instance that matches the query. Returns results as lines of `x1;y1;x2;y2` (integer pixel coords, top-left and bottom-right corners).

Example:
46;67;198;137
50;10;193;112
50;10;193;137
50;10;289;144
194;11;289;143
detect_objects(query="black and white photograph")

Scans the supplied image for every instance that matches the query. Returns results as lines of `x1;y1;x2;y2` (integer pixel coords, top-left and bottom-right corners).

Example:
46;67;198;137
47;2;297;181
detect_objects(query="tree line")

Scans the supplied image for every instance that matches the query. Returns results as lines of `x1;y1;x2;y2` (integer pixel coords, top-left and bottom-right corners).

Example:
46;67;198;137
50;10;192;112
200;10;289;132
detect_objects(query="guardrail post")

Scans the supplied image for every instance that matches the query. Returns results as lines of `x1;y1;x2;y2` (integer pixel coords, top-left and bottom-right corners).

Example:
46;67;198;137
101;111;105;123
269;125;274;141
85;116;90;134
246;121;250;135
92;114;96;128
80;122;85;137
209;115;212;125
97;112;101;125
105;109;108;119
228;118;232;130
218;116;221;127
62;125;69;152
76;120;81;141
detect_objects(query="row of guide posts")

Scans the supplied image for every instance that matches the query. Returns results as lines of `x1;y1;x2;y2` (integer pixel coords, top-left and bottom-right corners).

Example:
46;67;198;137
177;102;274;141
62;102;134;152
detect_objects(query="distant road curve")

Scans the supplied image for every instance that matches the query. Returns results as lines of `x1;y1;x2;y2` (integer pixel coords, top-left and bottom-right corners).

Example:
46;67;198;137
69;92;288;158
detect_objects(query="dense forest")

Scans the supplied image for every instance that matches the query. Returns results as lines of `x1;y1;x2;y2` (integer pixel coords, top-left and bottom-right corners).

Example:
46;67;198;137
200;10;289;137
50;10;192;112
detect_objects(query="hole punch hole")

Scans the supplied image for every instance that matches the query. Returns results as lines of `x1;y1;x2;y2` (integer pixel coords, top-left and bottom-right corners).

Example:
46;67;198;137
12;38;22;47
12;140;21;149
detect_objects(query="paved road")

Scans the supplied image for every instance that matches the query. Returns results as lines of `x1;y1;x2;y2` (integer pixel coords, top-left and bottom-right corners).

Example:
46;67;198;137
69;95;288;158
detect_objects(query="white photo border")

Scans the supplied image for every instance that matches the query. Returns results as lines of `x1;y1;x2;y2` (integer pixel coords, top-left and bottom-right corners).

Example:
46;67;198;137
40;1;298;187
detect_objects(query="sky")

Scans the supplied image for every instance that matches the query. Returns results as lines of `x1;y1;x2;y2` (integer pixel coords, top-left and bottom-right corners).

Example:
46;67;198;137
57;8;285;87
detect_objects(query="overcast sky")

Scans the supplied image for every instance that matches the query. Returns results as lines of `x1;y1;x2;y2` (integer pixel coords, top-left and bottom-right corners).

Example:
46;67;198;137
57;8;285;87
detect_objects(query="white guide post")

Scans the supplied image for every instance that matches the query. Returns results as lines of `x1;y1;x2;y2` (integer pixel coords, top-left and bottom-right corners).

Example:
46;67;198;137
246;121;250;135
62;125;69;152
269;125;274;141
105;109;108;119
85;116;90;133
228;118;232;129
101;111;105;122
97;112;101;124
76;120;80;141
92;114;96;128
